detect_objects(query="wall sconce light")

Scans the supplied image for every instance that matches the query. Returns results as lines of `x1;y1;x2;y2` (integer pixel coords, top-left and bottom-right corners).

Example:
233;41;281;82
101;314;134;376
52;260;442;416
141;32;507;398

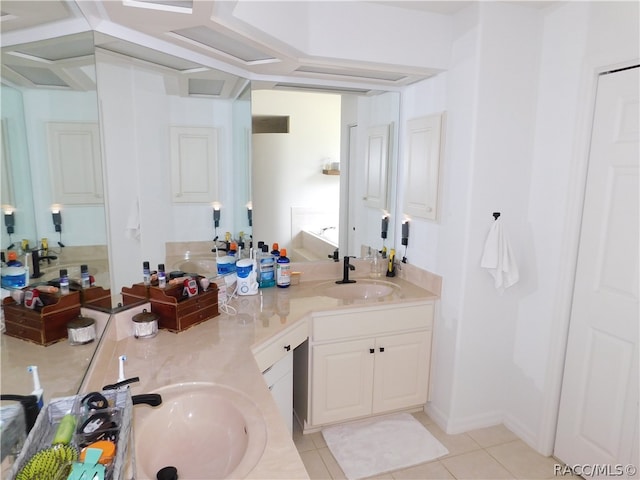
50;205;65;247
401;220;410;247
212;203;221;228
52;211;62;233
247;202;253;227
381;215;389;239
4;207;15;235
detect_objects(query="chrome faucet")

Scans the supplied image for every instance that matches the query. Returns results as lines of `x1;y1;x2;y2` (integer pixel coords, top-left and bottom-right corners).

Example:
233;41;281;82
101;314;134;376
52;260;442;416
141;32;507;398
336;256;356;284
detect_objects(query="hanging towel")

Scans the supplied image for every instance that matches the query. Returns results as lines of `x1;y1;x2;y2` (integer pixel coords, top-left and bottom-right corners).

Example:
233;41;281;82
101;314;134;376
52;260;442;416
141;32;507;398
480;217;519;293
125;197;141;241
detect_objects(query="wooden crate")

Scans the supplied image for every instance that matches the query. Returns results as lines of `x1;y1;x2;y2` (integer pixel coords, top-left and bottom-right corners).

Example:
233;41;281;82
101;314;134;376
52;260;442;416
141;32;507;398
148;280;219;333
3;291;81;346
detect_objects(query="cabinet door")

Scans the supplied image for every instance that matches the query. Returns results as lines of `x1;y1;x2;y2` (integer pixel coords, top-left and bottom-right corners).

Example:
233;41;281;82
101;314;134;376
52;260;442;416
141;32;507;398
363;124;390;209
403;114;443;221
170;126;219;203
47;122;103;205
372;330;431;414
311;338;374;425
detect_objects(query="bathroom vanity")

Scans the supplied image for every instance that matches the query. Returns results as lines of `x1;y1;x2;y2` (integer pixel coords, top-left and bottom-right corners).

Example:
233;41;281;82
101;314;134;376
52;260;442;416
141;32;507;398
297;301;433;430
77;262;439;479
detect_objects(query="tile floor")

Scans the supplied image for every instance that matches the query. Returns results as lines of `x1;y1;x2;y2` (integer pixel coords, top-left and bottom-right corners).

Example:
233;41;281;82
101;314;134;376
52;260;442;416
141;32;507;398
293;411;576;480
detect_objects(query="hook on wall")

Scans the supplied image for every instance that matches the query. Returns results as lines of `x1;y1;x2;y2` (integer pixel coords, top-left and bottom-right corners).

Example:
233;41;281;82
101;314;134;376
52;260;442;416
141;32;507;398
492;212;501;221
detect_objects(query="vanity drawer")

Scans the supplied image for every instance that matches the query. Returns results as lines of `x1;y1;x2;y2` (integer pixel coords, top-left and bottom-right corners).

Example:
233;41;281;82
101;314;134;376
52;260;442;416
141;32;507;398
3;306;43;329
177;305;219;332
253;320;308;372
311;302;434;343
4;322;44;344
175;291;217;316
2;294;81;345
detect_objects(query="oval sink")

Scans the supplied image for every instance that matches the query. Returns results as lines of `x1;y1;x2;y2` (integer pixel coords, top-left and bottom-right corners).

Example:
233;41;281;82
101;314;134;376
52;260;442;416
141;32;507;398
173;258;218;275
134;382;267;480
323;281;398;300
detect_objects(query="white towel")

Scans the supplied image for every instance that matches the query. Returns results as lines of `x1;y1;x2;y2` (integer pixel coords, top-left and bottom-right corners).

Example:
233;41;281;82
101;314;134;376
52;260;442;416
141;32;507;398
125;197;141;240
481;217;519;292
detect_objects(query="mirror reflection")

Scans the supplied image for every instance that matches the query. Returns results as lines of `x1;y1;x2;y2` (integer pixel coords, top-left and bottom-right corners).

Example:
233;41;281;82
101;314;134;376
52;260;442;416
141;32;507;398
1;31;109;288
0;32;113;426
251;88;400;262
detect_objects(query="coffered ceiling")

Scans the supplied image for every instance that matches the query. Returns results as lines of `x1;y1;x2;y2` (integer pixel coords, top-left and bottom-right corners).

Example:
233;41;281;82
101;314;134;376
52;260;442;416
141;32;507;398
1;1;466;91
0;1;554;96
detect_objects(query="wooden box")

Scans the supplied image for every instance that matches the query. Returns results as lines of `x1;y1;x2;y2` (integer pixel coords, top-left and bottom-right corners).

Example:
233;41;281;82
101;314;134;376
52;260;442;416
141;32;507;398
2;291;81;346
80;286;112;310
148;281;219;333
121;283;150;306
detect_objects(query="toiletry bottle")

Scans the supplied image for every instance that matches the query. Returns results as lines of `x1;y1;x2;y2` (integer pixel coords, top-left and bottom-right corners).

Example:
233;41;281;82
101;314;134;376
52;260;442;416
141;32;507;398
158;263;166;288
6;251;22;267
81;264;91;288
271;243;280;260
276;248;291;288
27;365;44;409
60;269;70;295
143;261;151;286
258;244;276;288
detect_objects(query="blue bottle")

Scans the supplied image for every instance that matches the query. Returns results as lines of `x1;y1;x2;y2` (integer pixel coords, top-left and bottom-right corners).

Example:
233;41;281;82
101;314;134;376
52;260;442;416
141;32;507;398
258;244;276;288
276;248;291;288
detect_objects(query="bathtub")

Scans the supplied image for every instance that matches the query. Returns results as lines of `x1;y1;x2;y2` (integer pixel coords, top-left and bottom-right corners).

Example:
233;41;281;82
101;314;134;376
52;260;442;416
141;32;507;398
291;228;339;262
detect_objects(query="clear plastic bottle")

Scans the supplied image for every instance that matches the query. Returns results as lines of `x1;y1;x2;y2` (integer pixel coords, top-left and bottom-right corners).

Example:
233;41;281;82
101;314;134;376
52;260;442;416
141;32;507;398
143;261;151;286
258;244;276;288
276;248;291;288
81;264;91;288
158;263;166;288
60;269;70;295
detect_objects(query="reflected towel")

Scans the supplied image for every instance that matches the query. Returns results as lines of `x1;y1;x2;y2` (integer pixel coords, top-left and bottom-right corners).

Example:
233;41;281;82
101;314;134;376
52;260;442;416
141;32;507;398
125;197;141;240
481;217;519;292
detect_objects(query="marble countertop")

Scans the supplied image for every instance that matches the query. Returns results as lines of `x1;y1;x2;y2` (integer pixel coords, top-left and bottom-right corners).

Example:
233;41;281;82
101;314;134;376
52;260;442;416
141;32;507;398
81;265;439;480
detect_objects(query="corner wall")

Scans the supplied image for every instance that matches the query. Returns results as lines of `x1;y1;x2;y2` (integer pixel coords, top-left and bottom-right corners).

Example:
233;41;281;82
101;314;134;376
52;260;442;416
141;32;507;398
406;0;639;454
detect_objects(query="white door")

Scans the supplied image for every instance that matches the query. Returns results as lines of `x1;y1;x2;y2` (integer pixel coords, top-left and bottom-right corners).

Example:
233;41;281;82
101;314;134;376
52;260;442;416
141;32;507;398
555;66;639;474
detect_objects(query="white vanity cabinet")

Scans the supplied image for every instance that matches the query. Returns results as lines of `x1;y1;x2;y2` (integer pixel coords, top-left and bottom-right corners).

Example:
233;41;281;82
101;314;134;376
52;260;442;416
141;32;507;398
253;319;308;435
303;301;434;429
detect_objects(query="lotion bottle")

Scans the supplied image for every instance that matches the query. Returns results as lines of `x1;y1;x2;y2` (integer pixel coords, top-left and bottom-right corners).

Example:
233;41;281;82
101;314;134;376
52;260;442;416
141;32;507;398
59;269;70;295
276;248;291;288
143;261;151;286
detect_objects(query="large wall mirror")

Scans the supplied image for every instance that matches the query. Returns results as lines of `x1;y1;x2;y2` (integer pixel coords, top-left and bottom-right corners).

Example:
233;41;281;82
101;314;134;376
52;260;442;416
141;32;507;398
0;31;114;409
0;23;402;441
251;88;400;262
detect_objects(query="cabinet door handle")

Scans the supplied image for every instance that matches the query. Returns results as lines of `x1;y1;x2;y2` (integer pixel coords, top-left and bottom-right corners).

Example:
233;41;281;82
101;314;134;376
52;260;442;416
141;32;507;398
379;347;385;353
369;348;375;354
284;344;291;351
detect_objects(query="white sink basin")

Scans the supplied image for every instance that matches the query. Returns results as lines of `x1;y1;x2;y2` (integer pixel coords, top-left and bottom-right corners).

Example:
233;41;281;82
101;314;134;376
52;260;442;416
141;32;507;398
323;280;398;300
173;258;218;275
134;382;267;480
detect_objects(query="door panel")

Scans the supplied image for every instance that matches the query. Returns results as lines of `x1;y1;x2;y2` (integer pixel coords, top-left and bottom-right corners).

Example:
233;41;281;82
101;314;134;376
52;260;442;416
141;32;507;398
373;331;430;413
555;66;639;472
311;339;374;425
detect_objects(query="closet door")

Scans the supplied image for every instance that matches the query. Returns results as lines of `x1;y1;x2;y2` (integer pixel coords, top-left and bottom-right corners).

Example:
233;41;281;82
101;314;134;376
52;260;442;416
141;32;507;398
555;66;639;472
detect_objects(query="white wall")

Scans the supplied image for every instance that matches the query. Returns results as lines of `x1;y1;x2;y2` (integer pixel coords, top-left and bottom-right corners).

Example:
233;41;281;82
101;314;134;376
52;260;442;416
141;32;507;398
403;1;639;454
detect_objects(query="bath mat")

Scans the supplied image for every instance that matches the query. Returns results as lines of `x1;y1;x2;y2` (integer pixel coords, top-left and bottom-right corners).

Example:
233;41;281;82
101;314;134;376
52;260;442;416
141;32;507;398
322;412;448;480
